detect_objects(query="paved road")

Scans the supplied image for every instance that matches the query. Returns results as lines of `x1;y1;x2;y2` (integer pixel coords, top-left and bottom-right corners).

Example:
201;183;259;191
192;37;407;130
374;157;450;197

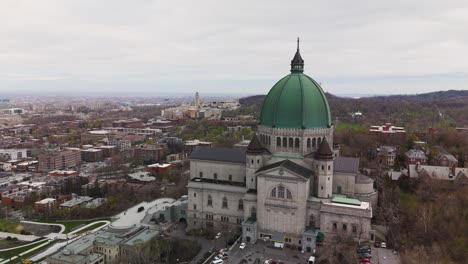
374;247;400;264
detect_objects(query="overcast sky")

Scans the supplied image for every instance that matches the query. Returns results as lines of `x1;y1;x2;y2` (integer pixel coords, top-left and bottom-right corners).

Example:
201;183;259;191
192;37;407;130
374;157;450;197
1;0;468;96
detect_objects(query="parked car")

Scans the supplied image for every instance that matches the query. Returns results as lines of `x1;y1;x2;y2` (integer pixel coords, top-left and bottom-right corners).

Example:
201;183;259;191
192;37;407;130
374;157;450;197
374;241;381;248
381;242;387;248
357;248;371;254
215;232;222;239
358;258;371;263
358;253;372;259
239;242;246;249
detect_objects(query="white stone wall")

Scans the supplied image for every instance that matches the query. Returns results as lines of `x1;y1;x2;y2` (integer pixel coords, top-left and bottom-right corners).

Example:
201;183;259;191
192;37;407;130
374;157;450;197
187;181;245;230
256;171;309;236
354;182;374;194
319;204;372;240
190;160;245;182
258;125;334;156
332;173;356;196
315;159;334;198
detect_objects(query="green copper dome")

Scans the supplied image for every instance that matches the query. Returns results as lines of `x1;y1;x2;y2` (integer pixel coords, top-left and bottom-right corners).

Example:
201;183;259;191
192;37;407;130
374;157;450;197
260;40;332;129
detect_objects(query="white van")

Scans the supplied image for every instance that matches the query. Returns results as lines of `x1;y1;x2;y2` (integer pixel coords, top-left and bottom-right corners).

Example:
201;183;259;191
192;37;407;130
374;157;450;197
211;259;224;264
308;256;315;264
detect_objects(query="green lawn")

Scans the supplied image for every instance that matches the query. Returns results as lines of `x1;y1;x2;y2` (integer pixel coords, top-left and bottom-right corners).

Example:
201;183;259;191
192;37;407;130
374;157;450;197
1;240;58;264
0;239;48;259
52;218;110;233
0;219;22;234
75;222;108;234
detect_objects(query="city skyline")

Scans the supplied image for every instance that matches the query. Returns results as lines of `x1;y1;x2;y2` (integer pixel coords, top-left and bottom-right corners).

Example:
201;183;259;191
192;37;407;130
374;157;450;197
1;0;468;95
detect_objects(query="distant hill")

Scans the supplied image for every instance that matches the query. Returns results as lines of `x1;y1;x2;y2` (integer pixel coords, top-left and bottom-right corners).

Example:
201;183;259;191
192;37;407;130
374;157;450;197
238;90;468;130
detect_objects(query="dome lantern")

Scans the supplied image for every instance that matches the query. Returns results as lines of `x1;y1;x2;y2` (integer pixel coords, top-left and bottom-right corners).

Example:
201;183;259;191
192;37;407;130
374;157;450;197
290;37;304;73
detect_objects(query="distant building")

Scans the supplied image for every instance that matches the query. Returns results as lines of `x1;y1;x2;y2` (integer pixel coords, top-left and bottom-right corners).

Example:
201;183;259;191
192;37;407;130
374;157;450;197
370;123;406;140
48;170;78;177
405;149;427;166
184;139;212;154
112;118;144;128
35;198;57;213
434;153;458;167
408;164;468;184
108;139;131;151
0;149;29;160
95;145;116;158
146;163;173;175
38;150;81;172
233;139;251;151
133;144;165;164
227;125;250;133
81;148;104;162
377;146;398;166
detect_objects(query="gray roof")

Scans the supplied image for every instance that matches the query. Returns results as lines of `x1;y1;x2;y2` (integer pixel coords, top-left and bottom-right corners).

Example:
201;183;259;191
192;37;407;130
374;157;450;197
256;159;313;179
334;157;359;173
189;147;246;164
405;149;427;159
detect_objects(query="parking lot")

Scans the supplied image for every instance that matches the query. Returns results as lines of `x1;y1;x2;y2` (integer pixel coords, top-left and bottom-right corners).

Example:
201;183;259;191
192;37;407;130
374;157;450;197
225;241;310;264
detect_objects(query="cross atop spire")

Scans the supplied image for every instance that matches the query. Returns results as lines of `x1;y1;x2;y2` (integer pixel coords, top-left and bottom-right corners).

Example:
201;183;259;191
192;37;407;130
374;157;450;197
291;37;304;73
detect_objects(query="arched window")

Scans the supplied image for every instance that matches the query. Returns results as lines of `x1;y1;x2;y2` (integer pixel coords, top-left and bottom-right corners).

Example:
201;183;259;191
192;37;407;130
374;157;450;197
312;138;317;148
278;186;285;198
207;195;213;207
295;138;300;148
268;136;271;145
289;138;293;148
307;138;311;148
282;137;287;147
317;137;322;145
277;137;281;147
271;188;277;197
222;197;228;209
271;185;293;200
238;199;244;210
213;173;217;180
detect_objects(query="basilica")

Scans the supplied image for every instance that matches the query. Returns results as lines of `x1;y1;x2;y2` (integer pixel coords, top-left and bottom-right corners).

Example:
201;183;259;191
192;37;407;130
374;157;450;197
187;41;377;252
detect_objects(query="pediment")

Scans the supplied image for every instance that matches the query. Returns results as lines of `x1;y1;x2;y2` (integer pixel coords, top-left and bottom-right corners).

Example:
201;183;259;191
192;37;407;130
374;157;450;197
256;159;313;181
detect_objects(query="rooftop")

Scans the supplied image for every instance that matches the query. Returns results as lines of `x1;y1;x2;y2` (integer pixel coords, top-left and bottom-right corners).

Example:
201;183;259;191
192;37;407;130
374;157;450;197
334;157;359;173
190;147;246;164
111;198;175;229
256;159;313;179
60;196;93;207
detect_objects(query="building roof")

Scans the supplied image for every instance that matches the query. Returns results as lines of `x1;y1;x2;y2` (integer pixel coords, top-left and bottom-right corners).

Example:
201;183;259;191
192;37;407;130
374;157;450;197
246;134;264;155
315;138;334;160
333;157;359;173
331;197;362;206
405;149;427;159
189;147;246;164
259;41;331;129
256;159;313;179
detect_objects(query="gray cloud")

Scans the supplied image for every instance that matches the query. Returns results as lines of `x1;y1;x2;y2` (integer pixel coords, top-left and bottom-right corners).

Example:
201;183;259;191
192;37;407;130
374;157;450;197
0;0;467;95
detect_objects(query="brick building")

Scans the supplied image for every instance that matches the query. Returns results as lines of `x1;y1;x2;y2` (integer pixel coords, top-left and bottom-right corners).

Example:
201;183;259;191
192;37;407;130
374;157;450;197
38;150;81;172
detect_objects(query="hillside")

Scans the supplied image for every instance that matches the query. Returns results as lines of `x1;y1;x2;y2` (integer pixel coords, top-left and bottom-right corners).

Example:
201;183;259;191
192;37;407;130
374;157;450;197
237;90;468;130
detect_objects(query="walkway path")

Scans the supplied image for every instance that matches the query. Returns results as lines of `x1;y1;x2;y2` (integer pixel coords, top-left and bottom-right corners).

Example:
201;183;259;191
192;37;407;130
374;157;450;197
0;238;48;252
0;220;111;264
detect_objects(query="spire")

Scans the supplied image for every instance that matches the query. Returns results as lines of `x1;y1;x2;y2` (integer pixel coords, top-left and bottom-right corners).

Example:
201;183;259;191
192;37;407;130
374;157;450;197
315;138;334;160
246;133;264;155
291;37;304;73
